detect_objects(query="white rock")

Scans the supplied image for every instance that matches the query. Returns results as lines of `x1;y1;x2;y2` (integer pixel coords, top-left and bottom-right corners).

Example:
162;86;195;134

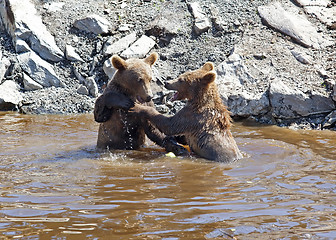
17;51;63;88
304;6;336;27
188;2;211;35
84;77;98;97
0;80;22;110
293;0;329;7
23;73;43;91
103;32;137;56
0;57;10;83
74;14;111;35
43;2;65;12
103;58;117;79
121;35;156;59
0;0;63;62
258;2;333;49
65;45;84;62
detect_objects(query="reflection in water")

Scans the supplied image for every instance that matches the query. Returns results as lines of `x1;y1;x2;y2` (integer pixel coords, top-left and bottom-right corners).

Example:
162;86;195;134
0;112;335;239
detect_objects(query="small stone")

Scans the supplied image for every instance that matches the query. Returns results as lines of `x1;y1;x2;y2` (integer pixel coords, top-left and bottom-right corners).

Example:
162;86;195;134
290;49;313;64
121;35;156;59
43;2;65;12
188;2;211;35
74;14;111;35
77;85;89;95
118;24;131;32
23;73;43;91
315;64;329;78
65;45;84;62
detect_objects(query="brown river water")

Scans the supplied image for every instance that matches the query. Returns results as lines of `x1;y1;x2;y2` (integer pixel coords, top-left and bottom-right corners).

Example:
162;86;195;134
0;112;336;239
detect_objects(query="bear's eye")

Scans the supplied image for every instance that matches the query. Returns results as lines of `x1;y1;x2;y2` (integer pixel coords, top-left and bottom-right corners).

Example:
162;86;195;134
137;78;143;82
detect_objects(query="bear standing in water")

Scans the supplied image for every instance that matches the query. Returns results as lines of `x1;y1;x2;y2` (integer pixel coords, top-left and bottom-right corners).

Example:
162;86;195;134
131;62;242;162
94;53;187;155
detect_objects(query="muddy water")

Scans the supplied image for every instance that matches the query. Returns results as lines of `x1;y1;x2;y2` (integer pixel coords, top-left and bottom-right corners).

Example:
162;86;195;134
0;112;335;239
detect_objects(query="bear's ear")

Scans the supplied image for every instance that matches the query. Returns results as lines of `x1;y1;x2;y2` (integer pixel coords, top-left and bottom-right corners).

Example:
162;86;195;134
144;52;159;66
201;62;214;72
111;55;127;70
201;72;216;85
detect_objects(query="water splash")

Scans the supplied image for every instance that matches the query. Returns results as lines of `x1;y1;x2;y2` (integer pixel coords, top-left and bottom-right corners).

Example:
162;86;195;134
118;109;133;149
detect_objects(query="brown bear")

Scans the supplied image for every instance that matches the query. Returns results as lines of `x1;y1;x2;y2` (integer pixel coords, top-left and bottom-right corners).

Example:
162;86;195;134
131;62;242;162
94;52;187;155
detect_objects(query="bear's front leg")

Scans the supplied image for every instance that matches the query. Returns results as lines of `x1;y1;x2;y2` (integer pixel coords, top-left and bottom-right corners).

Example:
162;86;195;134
94;91;134;123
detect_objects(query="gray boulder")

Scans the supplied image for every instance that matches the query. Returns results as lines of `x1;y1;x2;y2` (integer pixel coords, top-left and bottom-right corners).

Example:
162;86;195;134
0;0;63;62
17;51;63;88
258;2;333;49
0;80;22;110
74;15;111;35
216;54;270;117
269;79;334;118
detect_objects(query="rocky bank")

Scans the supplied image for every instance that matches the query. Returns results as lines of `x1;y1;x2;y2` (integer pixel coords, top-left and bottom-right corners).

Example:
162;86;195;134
0;0;336;130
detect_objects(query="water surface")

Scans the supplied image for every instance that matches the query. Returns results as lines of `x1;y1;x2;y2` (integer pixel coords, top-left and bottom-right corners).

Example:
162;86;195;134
0;112;335;239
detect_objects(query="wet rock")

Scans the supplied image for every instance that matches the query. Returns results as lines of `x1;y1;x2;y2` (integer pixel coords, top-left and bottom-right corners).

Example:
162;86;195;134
258;2;333;49
188;2;211;35
65;45;84;62
0;80;22;110
0;56;10;83
0;0;63;62
269;78;334;118
216;53;270;117
74;14;111;35
17;51;63;88
121;35;156;59
23;73;43;91
103;32;137;56
77;85;89;95
290;49;313;64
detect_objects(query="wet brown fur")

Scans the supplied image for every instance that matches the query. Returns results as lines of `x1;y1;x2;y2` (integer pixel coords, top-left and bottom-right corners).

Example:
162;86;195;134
132;62;242;162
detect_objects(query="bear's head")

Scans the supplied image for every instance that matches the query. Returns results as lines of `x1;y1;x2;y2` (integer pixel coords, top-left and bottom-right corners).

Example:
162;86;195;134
111;52;158;103
165;62;216;101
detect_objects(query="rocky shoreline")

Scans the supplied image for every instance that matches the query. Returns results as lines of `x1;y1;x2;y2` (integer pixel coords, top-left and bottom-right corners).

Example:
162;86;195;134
0;0;335;130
